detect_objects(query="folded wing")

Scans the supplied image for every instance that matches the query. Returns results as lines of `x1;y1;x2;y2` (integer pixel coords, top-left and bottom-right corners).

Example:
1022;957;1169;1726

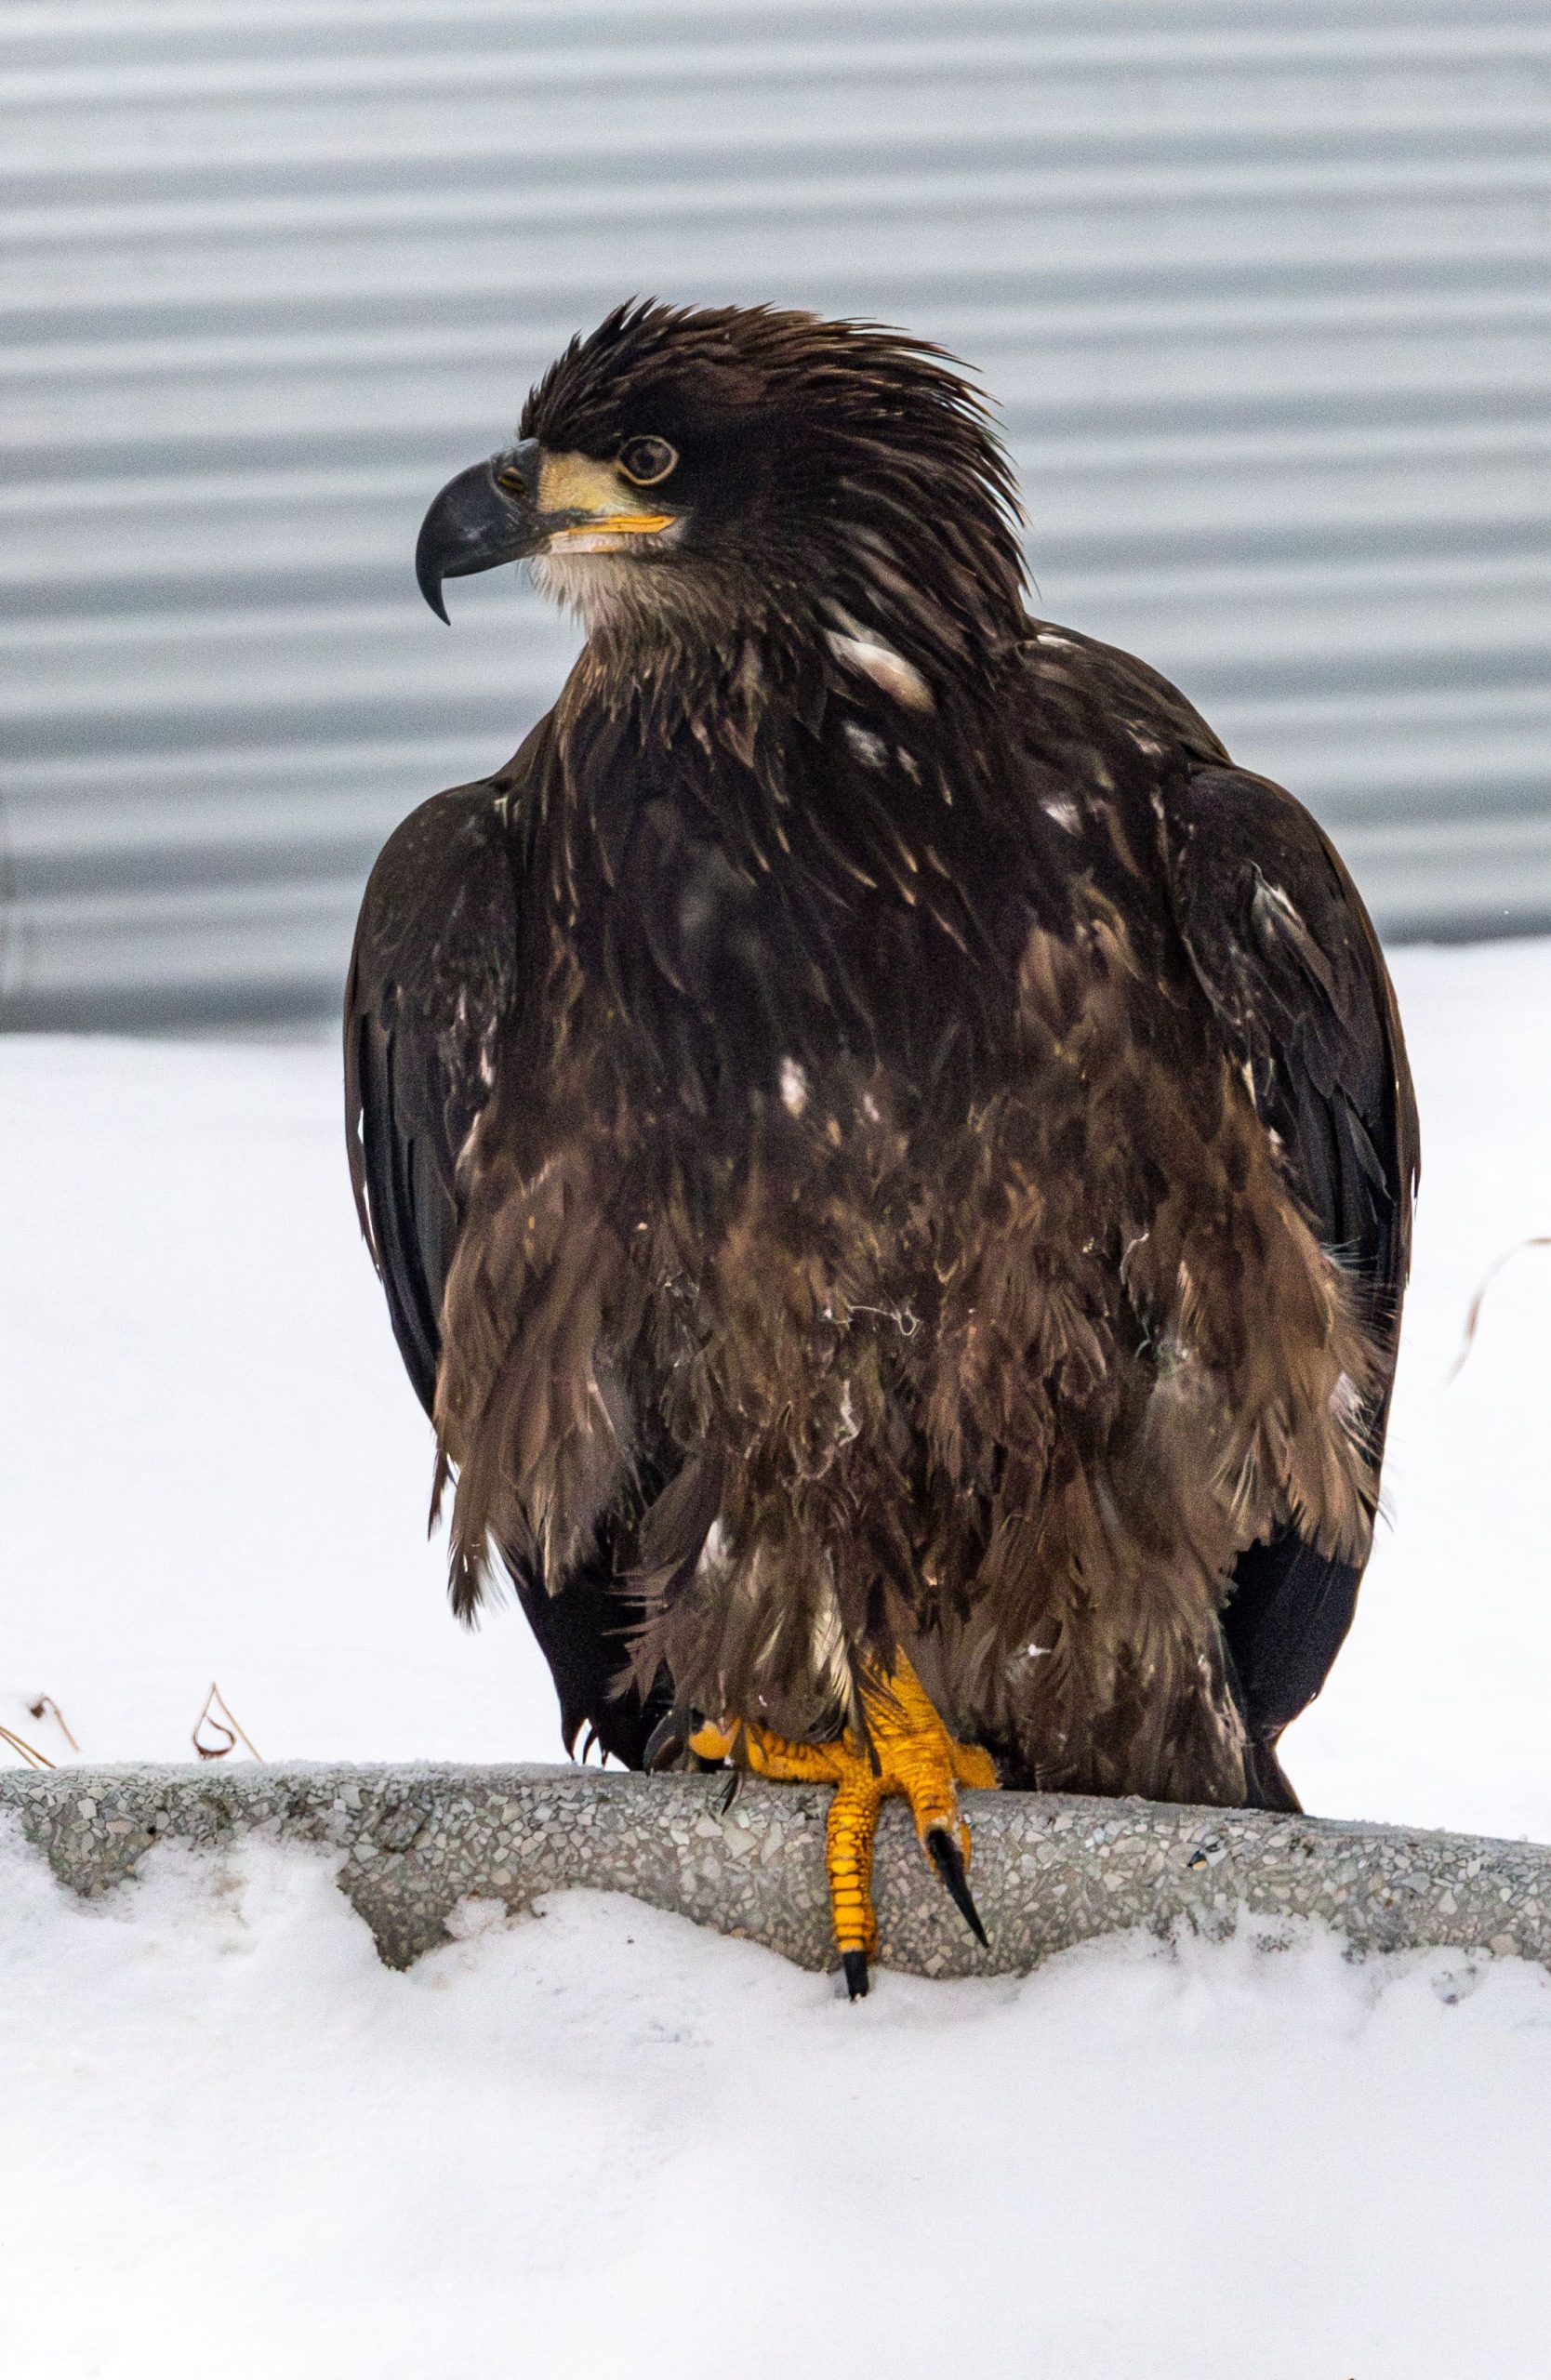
1160;763;1420;1803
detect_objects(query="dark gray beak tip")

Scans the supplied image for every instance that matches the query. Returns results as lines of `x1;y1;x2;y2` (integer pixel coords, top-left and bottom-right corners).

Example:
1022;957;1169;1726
415;443;541;626
417;556;452;626
414;492;463;624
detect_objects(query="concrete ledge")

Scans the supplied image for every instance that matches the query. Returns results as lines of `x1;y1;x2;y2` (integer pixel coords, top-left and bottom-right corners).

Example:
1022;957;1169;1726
4;1763;1549;1977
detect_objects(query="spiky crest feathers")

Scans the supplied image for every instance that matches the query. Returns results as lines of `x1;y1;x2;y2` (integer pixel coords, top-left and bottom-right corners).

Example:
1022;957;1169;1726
520;300;1027;704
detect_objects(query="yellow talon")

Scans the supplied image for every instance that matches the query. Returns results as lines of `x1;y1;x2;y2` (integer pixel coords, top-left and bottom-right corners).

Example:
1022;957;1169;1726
690;1653;998;1997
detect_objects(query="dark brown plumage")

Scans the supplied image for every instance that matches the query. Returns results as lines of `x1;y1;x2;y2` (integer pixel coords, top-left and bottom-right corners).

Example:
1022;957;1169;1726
347;300;1417;1817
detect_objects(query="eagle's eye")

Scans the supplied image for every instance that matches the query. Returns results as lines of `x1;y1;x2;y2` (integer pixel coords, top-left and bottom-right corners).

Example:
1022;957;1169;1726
618;435;678;487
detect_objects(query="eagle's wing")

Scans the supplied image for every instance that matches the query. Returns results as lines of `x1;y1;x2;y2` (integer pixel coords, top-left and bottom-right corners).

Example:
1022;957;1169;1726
345;775;524;1420
1159;762;1420;1801
344;734;668;1767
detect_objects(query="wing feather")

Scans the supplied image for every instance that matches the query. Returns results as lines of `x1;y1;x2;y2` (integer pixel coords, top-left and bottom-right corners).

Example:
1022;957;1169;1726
344;774;527;1418
1160;763;1419;1792
343;737;670;1766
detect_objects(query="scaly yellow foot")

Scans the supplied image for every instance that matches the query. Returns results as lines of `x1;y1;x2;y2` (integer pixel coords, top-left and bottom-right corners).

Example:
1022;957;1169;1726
689;1653;998;1999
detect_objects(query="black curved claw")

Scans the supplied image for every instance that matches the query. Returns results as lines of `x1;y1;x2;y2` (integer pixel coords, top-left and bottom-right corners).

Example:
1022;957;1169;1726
643;1709;690;1772
926;1827;989;1950
842;1950;870;2001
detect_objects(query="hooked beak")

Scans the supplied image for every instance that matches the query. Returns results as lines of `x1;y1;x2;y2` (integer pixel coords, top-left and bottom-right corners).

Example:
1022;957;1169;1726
415;439;551;624
416;438;678;622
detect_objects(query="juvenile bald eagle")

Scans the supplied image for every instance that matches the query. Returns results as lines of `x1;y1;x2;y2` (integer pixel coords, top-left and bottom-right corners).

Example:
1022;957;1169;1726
347;302;1417;1994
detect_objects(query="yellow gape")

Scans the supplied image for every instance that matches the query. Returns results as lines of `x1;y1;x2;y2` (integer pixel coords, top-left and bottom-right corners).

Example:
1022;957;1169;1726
690;1653;998;1998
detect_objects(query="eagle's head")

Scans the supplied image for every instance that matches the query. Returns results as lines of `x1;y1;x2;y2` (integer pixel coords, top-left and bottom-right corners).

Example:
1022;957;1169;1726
416;301;1026;695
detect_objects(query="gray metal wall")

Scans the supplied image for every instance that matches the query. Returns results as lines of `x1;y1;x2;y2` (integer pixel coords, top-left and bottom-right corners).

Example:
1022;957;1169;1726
3;0;1548;1027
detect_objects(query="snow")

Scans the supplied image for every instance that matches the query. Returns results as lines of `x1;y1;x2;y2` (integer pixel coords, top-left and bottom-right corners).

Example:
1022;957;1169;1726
3;939;1551;2376
0;1031;562;1771
5;1837;1551;2380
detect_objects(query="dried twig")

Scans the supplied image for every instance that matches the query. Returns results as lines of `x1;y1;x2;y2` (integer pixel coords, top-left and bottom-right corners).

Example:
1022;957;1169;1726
1448;1237;1551;1382
26;1694;79;1752
192;1682;263;1763
0;1723;53;1770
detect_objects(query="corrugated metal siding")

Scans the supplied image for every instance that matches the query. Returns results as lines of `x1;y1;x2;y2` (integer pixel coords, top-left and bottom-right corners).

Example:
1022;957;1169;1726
3;0;1548;1026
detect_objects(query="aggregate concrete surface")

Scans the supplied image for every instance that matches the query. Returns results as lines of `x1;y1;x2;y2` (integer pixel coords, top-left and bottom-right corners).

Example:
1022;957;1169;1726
5;1763;1550;1977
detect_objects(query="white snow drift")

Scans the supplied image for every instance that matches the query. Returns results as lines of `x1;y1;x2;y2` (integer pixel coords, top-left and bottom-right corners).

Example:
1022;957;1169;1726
4;1835;1550;2380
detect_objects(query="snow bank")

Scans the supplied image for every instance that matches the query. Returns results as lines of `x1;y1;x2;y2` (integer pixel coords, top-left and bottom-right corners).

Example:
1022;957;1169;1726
4;1828;1548;2380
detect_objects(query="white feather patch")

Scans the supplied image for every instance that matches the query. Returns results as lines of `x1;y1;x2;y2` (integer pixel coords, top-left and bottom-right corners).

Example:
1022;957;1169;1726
825;629;934;712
